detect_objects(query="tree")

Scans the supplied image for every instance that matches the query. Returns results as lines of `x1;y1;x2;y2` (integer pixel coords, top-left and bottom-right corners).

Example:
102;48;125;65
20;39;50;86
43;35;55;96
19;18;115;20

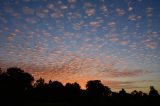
119;88;127;97
34;78;45;88
86;80;111;97
131;90;143;97
149;86;159;97
0;67;34;105
65;82;81;97
5;67;34;89
65;82;81;91
6;67;34;91
131;90;139;96
48;80;64;91
48;80;64;97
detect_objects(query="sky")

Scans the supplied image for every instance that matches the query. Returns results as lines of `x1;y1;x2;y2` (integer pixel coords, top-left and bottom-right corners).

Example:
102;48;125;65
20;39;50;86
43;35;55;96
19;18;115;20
0;0;160;93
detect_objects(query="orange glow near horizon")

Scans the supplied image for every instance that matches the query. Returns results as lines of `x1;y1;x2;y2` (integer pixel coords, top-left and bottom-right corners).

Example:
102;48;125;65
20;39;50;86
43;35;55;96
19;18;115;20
30;68;160;93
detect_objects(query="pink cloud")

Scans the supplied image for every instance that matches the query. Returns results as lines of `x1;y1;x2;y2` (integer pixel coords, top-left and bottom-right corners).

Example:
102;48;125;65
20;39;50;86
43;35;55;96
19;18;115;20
145;42;156;49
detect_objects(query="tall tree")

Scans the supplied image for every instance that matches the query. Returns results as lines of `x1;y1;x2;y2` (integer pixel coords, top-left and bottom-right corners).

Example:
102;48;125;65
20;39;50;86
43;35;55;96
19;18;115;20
86;80;111;97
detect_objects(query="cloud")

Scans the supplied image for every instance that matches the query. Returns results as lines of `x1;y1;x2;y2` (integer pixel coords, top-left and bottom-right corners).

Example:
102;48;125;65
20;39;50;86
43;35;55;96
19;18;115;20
89;21;100;27
51;11;63;18
102;80;156;91
120;41;129;45
22;6;34;14
103;80;135;89
145;42;156;49
109;37;119;42
100;5;108;12
60;5;68;10
108;21;116;27
128;14;141;21
146;7;153;17
0;0;159;92
101;69;151;78
86;8;95;16
115;8;125;16
68;0;76;4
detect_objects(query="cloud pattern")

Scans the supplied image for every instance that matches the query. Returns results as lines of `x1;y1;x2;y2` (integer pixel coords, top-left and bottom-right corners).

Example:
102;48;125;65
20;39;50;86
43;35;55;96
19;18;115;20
0;0;160;92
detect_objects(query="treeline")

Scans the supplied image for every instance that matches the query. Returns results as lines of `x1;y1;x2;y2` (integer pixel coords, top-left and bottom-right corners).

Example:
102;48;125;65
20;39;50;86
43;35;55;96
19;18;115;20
0;67;159;106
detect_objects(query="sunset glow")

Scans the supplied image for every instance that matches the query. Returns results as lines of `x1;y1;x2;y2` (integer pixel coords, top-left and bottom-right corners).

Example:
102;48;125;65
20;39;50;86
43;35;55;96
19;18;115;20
0;0;160;93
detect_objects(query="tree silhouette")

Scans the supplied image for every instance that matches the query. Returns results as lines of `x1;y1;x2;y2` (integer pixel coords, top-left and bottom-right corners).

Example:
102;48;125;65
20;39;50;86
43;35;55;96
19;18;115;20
131;90;138;96
149;86;159;97
86;80;111;97
0;67;159;106
8;68;34;87
65;82;81;92
65;82;81;98
48;80;64;99
34;77;45;88
0;67;34;105
119;88;127;97
131;90;144;97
